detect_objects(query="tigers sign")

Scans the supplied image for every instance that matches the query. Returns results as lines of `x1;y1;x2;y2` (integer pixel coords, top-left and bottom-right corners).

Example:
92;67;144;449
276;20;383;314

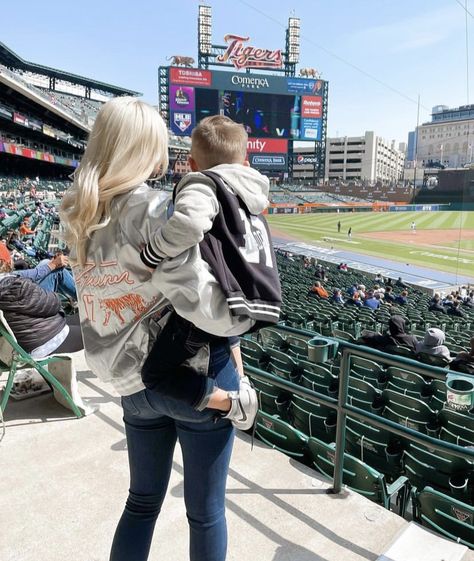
217;34;283;70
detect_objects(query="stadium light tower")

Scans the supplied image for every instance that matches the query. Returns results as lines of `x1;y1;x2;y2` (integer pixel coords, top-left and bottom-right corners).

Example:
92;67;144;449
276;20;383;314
285;16;300;76
198;4;212;68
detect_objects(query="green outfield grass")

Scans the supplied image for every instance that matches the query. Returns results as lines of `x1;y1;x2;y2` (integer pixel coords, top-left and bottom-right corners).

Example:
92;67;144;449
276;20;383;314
267;210;474;278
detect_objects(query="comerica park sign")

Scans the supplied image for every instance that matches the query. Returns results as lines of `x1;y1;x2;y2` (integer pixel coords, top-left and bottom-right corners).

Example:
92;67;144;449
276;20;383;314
217;34;283;70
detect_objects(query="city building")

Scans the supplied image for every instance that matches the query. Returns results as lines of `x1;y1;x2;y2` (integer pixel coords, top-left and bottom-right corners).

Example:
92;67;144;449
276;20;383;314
406;131;416;163
323;131;405;183
415;104;474;168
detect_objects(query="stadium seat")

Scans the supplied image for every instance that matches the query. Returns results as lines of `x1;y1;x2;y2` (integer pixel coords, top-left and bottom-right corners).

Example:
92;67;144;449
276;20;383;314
299;361;338;396
438;407;474;445
266;347;300;382
290;394;337;443
255;410;308;460
385;366;431;400
240;338;269;369
0;310;83;418
259;327;287;350
307;437;410;515
403;441;474;498
346;416;405;477
382;389;438;434
348;377;382;412
413;487;474;548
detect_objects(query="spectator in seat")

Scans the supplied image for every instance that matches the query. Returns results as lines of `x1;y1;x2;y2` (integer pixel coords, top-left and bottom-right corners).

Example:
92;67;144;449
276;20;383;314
450;337;474;375
360;315;418;352
345;291;362;307
364;291;380;310
0;274;82;358
0;253;76;300
395;290;408;306
314;264;328;281
374;272;384;284
395;277;408;288
309;281;329;299
463;291;474;308
347;283;358;297
416;328;451;363
357;284;366;299
447;300;465;318
384;285;395;303
442;294;454;308
429;296;447;314
19;217;35;237
330;288;345;305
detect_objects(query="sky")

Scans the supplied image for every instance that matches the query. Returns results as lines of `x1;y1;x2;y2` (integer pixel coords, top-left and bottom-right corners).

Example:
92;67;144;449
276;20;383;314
2;0;472;144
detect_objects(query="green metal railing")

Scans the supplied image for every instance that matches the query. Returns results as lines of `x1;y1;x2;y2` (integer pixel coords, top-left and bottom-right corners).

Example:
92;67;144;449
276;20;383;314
245;326;474;494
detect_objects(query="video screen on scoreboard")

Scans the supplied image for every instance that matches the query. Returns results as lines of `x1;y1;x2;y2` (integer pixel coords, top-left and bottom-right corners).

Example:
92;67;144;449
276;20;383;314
168;68;324;142
195;89;295;138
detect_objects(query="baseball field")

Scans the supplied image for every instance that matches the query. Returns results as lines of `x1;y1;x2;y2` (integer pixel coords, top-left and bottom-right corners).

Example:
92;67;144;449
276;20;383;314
267;210;474;278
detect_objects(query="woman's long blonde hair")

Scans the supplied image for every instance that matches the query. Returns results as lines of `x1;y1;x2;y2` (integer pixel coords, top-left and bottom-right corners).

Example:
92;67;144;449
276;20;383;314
60;97;169;265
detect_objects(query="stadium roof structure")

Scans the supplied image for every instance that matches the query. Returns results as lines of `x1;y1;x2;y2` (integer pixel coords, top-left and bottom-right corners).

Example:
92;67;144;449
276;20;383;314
0;41;141;97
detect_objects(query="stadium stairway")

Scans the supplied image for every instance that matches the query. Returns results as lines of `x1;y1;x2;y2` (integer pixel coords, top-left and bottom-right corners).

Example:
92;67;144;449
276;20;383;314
0;351;473;561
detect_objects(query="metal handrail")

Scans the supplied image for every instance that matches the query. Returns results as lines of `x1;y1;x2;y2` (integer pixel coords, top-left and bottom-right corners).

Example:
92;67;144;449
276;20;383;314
245;336;474;494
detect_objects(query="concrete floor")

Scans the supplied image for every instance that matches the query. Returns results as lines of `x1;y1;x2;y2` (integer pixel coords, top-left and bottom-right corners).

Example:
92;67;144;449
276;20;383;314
0;352;472;561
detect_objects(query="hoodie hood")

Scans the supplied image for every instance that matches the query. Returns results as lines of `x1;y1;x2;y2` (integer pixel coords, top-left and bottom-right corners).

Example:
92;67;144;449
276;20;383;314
422;328;445;347
389;315;407;337
207;164;269;214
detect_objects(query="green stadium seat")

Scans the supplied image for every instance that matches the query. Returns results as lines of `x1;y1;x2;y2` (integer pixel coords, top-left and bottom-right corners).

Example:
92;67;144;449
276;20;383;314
299;361;338;396
386;366;431;400
240;338;269;369
438;407;474;445
403;441;474;498
290;394;337;443
413;487;474;548
307;437;410;515
382;389;438;434
267;347;300;382
259;327;287;349
346;416;404;477
255;411;308;459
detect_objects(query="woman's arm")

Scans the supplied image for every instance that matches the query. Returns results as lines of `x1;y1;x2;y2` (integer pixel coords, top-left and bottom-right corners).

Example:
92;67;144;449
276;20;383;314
229;337;244;378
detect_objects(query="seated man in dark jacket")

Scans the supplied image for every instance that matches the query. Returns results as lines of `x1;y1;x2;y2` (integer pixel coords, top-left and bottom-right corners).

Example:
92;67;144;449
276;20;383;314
0;276;82;358
447;301;465;318
429;296;447;314
359;315;418;352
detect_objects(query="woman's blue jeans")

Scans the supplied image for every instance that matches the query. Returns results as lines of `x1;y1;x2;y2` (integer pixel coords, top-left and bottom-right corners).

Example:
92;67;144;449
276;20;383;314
110;344;239;561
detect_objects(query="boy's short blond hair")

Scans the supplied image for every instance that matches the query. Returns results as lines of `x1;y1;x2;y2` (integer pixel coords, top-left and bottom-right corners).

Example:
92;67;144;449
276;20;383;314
191;115;248;169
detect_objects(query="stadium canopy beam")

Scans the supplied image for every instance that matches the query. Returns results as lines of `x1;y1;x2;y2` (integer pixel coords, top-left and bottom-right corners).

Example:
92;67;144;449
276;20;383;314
0;41;141;98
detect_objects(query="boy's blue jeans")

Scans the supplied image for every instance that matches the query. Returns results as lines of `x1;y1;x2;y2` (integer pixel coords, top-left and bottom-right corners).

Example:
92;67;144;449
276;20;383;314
110;343;239;561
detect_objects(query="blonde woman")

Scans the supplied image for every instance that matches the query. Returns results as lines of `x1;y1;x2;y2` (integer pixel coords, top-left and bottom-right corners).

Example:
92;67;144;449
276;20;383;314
61;97;248;561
